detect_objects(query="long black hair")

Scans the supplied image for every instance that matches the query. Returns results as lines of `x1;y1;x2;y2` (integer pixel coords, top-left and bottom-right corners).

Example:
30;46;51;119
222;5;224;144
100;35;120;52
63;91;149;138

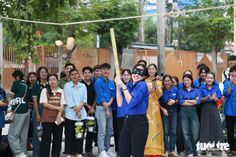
172;76;179;86
26;72;37;87
47;74;58;96
37;66;48;83
198;66;210;81
182;74;195;88
147;63;158;77
206;72;217;86
12;69;24;80
121;69;132;83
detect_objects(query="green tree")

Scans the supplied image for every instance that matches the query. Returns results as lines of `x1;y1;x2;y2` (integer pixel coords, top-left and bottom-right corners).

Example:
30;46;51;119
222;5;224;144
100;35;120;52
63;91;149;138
0;0;96;65
175;0;232;77
1;0;139;67
88;0;139;65
144;17;157;44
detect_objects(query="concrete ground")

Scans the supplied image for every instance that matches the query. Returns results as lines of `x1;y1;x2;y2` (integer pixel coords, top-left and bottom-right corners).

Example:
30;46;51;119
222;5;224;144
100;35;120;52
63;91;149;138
3;124;236;157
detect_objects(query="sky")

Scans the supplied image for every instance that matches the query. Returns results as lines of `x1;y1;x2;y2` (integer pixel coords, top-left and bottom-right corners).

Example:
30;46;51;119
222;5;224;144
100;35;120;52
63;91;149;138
144;0;194;14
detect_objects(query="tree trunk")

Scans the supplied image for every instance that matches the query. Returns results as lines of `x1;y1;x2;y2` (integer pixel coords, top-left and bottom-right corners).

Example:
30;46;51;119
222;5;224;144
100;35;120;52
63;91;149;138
211;49;217;78
58;45;64;73
118;47;123;67
66;49;74;63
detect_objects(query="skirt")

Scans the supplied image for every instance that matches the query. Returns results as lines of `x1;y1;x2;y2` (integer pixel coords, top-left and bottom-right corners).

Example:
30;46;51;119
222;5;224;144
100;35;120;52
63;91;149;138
199;102;224;143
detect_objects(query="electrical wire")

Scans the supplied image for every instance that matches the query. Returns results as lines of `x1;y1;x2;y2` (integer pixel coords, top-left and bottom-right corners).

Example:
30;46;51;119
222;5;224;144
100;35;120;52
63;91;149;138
0;4;234;26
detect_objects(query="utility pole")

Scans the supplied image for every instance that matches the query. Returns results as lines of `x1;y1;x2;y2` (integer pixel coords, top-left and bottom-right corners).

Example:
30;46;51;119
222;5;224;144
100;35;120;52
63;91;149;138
157;0;166;74
139;0;145;42
0;20;3;83
234;0;236;55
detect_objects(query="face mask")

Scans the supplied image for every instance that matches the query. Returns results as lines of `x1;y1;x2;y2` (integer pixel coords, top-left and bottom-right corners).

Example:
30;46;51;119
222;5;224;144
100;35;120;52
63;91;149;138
132;68;145;76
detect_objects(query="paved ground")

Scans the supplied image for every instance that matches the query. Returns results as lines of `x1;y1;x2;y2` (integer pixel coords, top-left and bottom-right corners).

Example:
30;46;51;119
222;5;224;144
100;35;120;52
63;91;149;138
3;124;236;157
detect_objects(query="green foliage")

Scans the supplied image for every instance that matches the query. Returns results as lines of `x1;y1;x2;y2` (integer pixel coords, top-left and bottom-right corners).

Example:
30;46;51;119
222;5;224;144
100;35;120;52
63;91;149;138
89;0;139;52
0;0;139;64
174;0;232;52
1;0;95;63
144;17;157;44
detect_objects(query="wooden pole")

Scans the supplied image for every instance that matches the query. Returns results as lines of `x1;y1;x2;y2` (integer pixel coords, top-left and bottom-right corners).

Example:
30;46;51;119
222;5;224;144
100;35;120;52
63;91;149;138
234;0;236;55
110;28;120;77
0;21;3;83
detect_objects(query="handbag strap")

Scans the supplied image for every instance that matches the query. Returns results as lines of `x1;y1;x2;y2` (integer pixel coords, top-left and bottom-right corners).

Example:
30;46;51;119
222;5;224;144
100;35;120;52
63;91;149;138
12;81;28;113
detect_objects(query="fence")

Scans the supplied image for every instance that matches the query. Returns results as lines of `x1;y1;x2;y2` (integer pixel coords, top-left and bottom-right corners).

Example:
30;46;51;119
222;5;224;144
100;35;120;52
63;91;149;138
134;49;228;82
3;46;229;91
3;46;110;91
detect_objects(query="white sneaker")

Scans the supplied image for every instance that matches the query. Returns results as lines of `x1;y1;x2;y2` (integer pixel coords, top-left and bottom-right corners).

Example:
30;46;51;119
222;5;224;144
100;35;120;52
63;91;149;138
206;151;212;156
221;150;228;157
107;148;117;157
99;150;109;157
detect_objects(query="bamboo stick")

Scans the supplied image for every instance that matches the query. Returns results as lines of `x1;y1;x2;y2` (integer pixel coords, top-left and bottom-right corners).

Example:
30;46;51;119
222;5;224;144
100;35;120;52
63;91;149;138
110;28;120;77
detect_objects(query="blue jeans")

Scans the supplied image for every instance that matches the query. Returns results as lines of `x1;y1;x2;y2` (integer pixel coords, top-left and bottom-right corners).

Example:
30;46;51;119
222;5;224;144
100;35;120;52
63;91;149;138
95;106;113;152
162;107;177;152
180;107;199;155
32;106;43;157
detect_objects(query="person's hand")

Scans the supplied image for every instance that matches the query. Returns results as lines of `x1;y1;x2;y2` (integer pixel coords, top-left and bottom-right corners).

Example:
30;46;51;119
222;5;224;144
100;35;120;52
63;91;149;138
106;110;111;118
103;103;109;110
36;114;42;123
212;93;218;101
167;99;176;106
156;75;162;81
88;107;95;114
58;106;64;113
162;108;168;116
0;100;7;106
77;112;81;118
204;95;211;100
55;116;64;125
73;105;81;113
114;76;125;89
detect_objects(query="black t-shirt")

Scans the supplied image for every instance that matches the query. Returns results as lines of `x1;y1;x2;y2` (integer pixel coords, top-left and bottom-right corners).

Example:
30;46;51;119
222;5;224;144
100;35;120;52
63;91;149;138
81;80;95;106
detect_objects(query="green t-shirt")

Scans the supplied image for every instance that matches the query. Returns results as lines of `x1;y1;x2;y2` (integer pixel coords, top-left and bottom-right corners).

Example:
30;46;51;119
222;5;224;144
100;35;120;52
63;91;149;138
11;80;28;114
27;85;35;108
58;78;69;89
32;82;49;103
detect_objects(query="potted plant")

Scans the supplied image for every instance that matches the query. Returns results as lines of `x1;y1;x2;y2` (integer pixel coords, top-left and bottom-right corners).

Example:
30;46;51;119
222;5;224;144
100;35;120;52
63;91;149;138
75;122;84;139
86;116;96;132
86;120;95;132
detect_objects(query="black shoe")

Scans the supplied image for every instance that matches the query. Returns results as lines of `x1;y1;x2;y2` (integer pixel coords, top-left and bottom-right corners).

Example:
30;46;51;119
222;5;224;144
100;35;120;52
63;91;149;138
230;150;236;155
84;151;95;157
227;150;233;156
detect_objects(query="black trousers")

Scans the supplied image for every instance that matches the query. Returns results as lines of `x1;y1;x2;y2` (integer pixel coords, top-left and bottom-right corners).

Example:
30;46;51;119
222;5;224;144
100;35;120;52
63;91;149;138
117;117;124;153
40;122;63;157
85;131;96;153
226;115;236;151
0;128;2;142
27;110;33;140
119;115;148;157
113;110;119;153
64;118;85;155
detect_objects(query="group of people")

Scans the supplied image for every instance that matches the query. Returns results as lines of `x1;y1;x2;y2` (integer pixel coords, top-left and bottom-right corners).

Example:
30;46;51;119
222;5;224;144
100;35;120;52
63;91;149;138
0;55;235;157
